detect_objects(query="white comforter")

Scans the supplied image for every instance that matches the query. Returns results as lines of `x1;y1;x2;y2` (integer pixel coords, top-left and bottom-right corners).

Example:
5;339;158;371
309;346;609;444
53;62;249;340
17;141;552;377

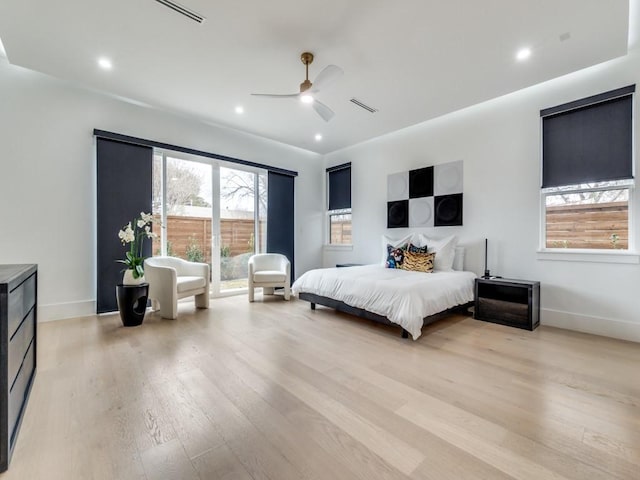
292;265;476;340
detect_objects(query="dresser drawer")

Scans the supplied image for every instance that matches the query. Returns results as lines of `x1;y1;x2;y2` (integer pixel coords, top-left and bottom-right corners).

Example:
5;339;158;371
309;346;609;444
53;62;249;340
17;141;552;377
8;309;35;390
8;338;35;446
8;274;36;339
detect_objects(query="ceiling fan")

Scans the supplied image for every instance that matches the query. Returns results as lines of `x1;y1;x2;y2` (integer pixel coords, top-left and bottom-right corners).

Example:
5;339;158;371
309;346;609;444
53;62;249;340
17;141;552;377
251;52;343;122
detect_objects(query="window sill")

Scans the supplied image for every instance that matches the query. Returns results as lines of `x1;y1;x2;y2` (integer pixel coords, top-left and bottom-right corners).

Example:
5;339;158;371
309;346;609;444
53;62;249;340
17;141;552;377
323;244;353;252
536;249;640;264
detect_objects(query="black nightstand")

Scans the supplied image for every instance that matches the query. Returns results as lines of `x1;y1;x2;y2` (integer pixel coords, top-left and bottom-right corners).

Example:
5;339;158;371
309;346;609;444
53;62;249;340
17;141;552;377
336;263;364;268
474;278;540;331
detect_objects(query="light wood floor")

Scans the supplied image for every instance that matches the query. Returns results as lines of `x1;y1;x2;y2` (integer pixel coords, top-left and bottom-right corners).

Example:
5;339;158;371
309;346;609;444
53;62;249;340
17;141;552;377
2;295;639;480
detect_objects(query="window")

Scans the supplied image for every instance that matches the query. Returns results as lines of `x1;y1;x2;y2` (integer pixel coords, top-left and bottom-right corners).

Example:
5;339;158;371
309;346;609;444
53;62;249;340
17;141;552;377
152;149;269;294
541;85;635;251
327;163;352;245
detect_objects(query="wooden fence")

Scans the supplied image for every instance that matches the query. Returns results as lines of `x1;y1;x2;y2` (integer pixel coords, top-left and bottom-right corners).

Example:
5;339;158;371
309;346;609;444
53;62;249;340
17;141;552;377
153;205;625;256
546;201;628;249
152;216;263;263
330;220;352;244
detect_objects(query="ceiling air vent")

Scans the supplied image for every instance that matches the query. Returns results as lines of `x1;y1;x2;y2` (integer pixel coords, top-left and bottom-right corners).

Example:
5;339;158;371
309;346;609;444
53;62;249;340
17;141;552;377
350;98;378;113
154;0;205;24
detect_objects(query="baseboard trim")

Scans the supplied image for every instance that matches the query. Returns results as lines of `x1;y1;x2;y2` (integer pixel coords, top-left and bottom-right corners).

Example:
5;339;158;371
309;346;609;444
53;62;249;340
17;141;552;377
38;300;96;322
542;308;640;343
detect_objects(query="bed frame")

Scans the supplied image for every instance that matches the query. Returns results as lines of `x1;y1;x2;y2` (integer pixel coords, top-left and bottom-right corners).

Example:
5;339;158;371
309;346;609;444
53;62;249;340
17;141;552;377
298;292;473;338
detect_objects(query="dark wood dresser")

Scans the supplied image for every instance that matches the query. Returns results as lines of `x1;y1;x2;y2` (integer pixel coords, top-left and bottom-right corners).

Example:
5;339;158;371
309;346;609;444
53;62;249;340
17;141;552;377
0;264;37;472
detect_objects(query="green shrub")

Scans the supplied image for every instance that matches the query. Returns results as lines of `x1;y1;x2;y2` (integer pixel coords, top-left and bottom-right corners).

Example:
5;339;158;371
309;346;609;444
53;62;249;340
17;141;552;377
220;252;252;281
186;236;205;263
247;233;254;253
156;240;176;257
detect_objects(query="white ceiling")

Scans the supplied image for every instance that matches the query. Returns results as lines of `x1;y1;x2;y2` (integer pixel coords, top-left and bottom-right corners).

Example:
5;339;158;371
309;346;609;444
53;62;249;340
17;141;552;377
0;0;630;154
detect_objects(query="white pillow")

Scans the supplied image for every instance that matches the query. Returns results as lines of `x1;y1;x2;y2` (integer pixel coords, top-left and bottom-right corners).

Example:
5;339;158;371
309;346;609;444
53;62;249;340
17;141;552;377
452;246;465;271
416;234;458;271
380;234;414;266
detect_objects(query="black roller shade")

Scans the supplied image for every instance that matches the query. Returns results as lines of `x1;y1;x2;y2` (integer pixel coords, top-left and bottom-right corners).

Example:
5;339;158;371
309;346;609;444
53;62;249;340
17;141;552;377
267;172;295;281
97;138;153;313
94;129;297;178
541;87;634;188
327;163;351;210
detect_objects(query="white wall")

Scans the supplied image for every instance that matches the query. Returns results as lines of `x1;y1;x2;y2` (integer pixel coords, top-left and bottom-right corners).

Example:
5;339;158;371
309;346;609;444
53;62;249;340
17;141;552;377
323;51;640;342
0;59;324;321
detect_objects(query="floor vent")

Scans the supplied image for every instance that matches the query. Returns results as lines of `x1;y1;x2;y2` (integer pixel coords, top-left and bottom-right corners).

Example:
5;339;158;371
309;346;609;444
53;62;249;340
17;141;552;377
350;98;378;113
154;0;205;24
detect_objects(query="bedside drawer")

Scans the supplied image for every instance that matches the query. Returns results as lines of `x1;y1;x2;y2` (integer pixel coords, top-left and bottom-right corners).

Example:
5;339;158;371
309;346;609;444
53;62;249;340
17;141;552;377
8;308;35;390
8;273;36;338
474;278;540;331
9;338;35;446
477;297;529;327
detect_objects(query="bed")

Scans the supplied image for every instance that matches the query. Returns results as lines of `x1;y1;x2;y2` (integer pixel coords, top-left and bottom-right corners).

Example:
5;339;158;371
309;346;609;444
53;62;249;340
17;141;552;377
292;261;476;340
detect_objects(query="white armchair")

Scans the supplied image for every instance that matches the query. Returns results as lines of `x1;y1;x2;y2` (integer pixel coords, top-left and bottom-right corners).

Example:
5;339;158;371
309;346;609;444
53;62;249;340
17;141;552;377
144;256;210;319
248;253;290;302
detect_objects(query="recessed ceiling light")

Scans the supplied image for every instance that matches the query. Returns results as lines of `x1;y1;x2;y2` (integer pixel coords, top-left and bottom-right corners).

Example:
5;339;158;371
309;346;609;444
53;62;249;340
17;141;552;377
516;48;531;61
315;134;323;141
235;106;244;114
98;57;113;70
300;94;314;104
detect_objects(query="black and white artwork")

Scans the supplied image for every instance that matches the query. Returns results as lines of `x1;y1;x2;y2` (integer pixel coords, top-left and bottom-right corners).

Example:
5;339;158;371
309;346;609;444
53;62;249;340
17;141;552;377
409;166;434;198
387;172;409;201
387;200;409;228
387;160;463;228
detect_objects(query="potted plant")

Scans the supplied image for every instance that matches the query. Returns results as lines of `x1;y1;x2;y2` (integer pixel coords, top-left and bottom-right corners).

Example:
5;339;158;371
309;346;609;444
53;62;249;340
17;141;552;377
117;212;156;284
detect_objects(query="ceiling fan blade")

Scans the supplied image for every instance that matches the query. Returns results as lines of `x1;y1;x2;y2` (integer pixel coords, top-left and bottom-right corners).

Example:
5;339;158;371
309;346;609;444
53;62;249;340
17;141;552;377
251;93;300;98
310;65;343;93
312;99;335;122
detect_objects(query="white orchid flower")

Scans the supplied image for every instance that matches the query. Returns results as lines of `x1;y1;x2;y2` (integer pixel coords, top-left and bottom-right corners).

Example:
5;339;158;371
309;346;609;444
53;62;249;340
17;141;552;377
118;223;135;243
140;212;153;224
117;213;155;268
144;225;157;239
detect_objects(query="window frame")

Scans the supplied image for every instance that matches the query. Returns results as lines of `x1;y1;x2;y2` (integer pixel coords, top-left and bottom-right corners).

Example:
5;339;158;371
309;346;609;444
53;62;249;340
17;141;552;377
325;163;352;247
327;209;352;246
539;180;635;254
538;87;638;262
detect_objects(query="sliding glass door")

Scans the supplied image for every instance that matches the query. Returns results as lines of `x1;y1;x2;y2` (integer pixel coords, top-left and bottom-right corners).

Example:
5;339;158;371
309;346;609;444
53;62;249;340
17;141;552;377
152;151;266;296
218;166;268;291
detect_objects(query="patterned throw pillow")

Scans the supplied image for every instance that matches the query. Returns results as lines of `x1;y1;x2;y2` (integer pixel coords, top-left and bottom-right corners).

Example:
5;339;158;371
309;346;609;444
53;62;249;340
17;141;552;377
401;251;435;273
408;243;428;254
386;243;408;268
381;234;413;266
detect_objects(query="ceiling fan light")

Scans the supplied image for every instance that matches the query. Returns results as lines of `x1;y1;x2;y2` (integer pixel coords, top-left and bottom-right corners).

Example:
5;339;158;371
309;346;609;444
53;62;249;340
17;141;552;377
300;94;314;104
